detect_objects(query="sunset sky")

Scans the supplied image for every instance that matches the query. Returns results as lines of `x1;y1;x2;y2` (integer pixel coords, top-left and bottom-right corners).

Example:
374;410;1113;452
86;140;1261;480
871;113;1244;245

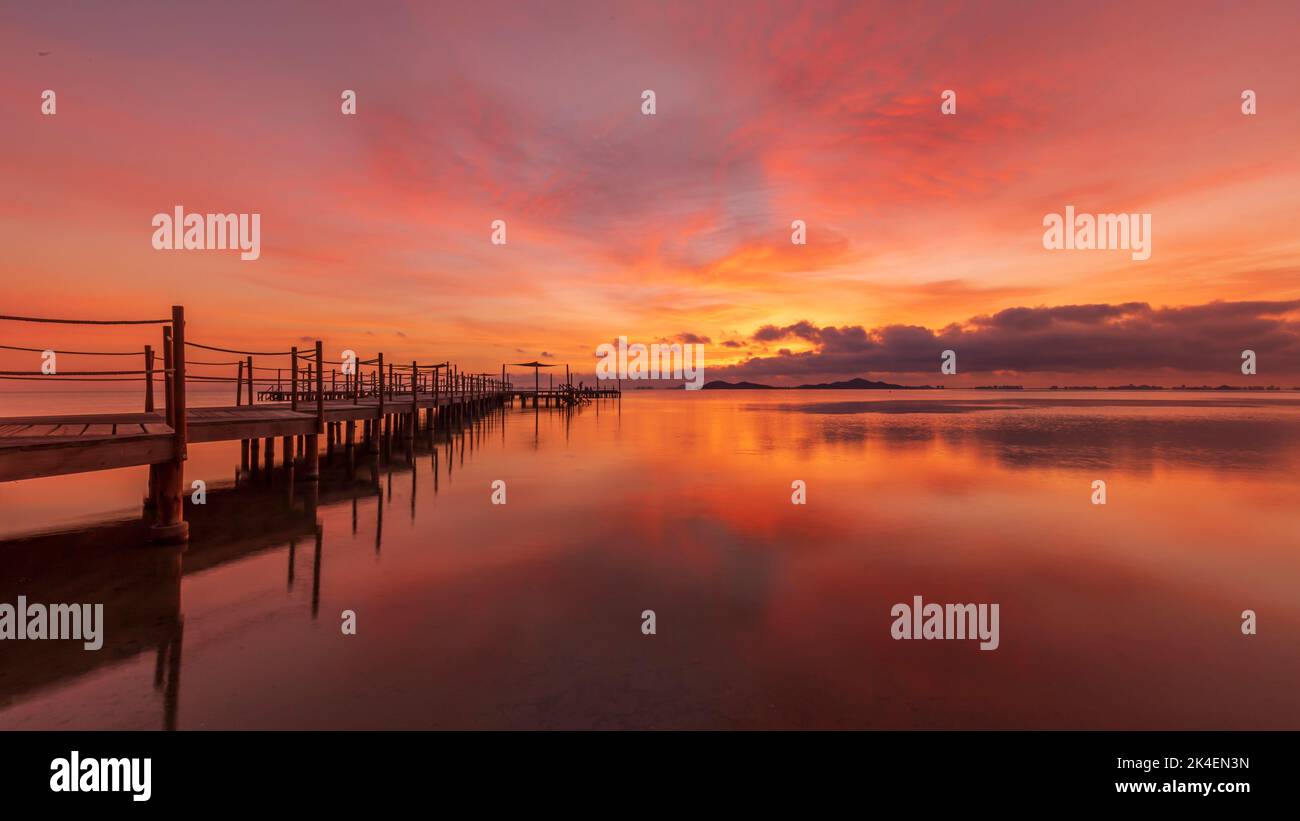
4;0;1300;385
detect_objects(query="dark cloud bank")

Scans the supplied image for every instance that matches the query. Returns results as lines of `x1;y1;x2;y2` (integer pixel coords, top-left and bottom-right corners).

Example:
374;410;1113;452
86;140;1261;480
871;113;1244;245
714;300;1300;384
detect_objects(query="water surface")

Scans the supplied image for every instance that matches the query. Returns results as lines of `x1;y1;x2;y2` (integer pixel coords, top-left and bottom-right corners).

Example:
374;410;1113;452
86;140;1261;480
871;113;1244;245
2;390;1298;729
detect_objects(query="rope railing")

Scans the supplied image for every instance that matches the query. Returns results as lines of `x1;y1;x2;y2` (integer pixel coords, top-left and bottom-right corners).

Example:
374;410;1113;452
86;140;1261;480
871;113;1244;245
188;375;307;383
0;369;169;376
185;340;295;356
0;375;152;382
4;305;520;426
0;315;171;325
0;344;145;356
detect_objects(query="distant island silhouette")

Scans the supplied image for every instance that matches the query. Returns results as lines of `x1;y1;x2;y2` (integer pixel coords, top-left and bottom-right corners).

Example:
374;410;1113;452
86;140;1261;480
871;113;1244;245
703;377;939;390
701;380;1296;391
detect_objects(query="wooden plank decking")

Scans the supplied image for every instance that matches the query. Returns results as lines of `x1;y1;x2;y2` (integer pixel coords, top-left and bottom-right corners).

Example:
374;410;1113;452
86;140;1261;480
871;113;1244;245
0;394;504;483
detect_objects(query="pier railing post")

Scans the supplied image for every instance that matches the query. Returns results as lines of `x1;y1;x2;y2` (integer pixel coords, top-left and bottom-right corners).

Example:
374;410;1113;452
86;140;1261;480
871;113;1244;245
304;340;323;480
316;341;325;431
377;353;386;453
144;344;155;412
238;350;249;475
409;360;418;440
151;304;189;543
146;330;171;512
247;355;254;405
291;346;299;411
162;327;174;426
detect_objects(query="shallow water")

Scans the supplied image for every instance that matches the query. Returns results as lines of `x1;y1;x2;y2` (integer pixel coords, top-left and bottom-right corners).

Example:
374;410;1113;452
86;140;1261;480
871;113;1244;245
1;390;1298;729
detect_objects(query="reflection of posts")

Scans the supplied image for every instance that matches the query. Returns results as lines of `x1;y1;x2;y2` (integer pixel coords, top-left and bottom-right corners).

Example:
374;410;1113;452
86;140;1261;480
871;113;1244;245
311;523;323;619
141;546;183;731
287;537;297;590
345;419;356;478
302;476;318;517
374;485;383;555
161;617;183;731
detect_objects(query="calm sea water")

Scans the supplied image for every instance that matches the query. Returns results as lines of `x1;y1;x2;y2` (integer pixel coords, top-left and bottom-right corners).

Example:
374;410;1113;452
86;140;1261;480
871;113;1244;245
2;389;1298;729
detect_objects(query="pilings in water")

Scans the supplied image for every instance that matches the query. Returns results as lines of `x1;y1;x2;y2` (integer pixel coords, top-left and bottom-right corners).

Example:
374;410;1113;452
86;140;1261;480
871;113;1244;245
149;305;188;544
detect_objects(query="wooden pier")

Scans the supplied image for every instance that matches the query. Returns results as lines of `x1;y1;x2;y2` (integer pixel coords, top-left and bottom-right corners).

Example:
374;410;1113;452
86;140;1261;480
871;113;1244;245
507;387;621;407
0;305;619;543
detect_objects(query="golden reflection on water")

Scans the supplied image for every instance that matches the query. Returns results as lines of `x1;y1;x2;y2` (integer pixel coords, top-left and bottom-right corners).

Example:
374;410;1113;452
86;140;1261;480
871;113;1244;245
1;391;1298;728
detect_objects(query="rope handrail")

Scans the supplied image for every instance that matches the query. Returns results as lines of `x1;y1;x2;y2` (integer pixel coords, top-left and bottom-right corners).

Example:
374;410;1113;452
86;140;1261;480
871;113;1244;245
188;375;300;383
0;375;152;382
185;341;294;356
0;369;171;376
0;344;146;356
388;362;446;371
0;314;170;325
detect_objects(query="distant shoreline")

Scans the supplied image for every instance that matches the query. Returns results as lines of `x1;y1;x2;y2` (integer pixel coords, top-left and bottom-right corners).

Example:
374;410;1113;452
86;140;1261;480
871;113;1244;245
700;379;1298;392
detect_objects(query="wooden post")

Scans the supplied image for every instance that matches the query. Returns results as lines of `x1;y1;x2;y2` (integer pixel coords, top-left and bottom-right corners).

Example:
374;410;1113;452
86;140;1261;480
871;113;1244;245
162;327;174;425
304;340;322;480
291;347;299;411
236;355;248;476
144;345;155;412
247;355;254;405
146;330;170;511
150;305;188;543
172;308;187;443
409;360;418;440
316;341;325;431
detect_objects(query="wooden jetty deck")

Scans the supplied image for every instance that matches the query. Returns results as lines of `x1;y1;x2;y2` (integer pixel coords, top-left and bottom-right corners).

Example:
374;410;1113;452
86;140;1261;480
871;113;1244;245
0;305;619;543
0;397;484;483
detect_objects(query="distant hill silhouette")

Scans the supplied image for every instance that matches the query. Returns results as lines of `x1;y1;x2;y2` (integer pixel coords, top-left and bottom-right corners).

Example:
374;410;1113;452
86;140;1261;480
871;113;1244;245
702;380;773;389
702;377;937;390
795;377;923;390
